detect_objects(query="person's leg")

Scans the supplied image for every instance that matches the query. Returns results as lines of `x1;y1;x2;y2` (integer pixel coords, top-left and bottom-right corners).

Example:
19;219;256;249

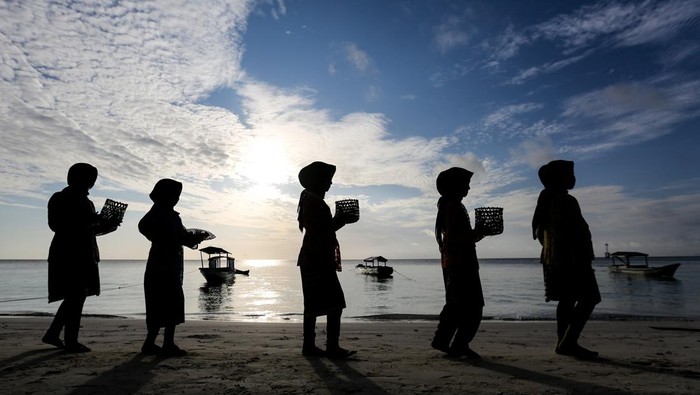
141;325;161;355
63;295;89;353
556;299;575;347
450;305;483;358
302;313;325;356
558;301;597;357
161;325;186;357
43;299;68;348
326;309;355;359
432;268;457;352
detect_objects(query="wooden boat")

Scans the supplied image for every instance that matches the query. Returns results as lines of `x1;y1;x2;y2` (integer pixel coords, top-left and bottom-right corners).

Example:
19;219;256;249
199;246;249;285
608;251;680;278
356;256;393;278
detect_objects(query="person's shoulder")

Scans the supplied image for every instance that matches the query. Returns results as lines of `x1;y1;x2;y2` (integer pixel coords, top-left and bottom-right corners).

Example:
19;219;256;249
48;188;70;204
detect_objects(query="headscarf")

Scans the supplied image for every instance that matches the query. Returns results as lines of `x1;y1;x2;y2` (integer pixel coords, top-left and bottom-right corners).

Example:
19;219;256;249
538;160;574;190
67;163;98;191
532;160;575;239
298;161;336;192
297;161;336;232
436;167;473;197
149;178;183;207
435;167;473;250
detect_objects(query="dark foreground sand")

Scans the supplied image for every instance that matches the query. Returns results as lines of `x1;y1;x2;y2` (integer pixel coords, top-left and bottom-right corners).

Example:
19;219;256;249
0;317;699;394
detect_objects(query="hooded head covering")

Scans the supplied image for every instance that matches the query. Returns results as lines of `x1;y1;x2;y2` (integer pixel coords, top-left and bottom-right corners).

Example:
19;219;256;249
67;163;98;191
434;167;474;251
298;161;336;193
532;160;575;240
538;160;575;190
149;178;183;207
436;167;473;197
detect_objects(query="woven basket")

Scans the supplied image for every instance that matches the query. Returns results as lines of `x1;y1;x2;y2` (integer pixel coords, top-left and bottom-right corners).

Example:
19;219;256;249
97;198;128;236
474;207;503;236
335;199;360;223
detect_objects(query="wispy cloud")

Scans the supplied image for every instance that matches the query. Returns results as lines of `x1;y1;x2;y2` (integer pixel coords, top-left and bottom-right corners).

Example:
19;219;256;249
457;102;550;145
507;50;594;85
561;76;700;154
484;0;700;82
429;60;475;88
344;42;372;72
433;15;471;54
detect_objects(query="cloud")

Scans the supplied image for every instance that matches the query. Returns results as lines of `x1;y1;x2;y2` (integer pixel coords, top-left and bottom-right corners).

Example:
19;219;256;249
509;137;556;169
433;16;471;53
561;77;700;153
270;0;287;20
483;0;700;81
429;60;474;88
507;50;594;85
457;102;551;145
344;42;372;72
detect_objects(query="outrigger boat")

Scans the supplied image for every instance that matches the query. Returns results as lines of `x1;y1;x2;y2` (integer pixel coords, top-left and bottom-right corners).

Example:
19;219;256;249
608;251;680;278
199;246;249;285
356;256;394;278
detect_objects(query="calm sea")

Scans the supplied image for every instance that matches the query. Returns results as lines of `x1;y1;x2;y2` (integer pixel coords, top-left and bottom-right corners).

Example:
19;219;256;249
1;257;699;322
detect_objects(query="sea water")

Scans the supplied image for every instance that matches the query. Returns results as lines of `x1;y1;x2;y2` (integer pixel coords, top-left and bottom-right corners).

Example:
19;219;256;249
1;257;699;322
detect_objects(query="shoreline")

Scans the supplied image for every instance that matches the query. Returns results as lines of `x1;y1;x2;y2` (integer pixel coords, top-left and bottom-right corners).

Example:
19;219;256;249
2;311;699;323
1;317;699;394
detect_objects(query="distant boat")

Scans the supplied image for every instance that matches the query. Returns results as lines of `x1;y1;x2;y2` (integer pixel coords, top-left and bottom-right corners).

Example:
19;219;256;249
198;246;249;285
356;256;394;278
608;251;680;278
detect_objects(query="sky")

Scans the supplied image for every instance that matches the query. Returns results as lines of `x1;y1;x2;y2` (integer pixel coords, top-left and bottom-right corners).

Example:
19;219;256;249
1;0;699;260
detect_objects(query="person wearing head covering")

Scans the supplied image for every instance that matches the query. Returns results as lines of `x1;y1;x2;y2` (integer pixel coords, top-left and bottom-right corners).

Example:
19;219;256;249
296;161;356;359
138;179;208;357
431;167;485;358
43;163;122;353
532;160;600;358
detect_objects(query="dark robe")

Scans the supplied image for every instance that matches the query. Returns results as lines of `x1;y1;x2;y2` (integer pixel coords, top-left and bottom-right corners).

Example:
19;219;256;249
297;190;346;317
139;205;199;328
47;186;107;302
433;197;483;348
533;189;600;303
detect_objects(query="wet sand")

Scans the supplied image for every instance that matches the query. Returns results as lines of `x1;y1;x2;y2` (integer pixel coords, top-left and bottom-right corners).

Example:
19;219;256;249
1;317;699;394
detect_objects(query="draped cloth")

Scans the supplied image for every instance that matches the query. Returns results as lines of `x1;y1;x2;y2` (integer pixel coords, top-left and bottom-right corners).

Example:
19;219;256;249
297;189;346;317
139;179;200;328
47;186;102;302
532;161;600;303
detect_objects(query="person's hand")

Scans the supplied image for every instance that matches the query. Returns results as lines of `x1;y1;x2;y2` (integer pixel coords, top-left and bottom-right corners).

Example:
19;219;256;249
99;214;122;228
336;211;358;225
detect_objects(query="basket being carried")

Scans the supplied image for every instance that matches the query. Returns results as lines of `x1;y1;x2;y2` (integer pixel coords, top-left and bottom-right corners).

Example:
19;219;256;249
335;199;360;224
97;198;128;236
474;207;503;236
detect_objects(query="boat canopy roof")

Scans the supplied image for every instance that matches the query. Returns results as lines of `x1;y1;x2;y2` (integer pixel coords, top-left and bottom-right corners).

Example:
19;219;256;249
364;256;388;263
199;246;230;255
610;251;648;258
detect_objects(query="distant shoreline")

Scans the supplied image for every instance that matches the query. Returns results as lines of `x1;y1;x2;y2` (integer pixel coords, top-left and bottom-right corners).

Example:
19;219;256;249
1;256;699;262
2;311;697;323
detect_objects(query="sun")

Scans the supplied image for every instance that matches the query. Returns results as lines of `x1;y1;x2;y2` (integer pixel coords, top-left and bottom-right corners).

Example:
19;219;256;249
239;137;292;187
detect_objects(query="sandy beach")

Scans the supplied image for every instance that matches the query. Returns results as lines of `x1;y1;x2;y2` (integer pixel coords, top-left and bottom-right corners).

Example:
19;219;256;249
0;317;698;394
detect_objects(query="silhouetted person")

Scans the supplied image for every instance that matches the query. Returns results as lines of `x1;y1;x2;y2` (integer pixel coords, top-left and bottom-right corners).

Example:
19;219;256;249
532;160;600;358
138;179;207;357
43;163;121;353
296;161;356;359
431;167;484;359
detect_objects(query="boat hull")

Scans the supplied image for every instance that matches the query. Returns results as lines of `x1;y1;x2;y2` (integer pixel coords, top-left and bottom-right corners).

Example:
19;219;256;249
199;268;235;285
608;263;680;278
356;265;394;278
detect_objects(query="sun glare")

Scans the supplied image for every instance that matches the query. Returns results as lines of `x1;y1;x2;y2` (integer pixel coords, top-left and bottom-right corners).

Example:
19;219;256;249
240;138;291;187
